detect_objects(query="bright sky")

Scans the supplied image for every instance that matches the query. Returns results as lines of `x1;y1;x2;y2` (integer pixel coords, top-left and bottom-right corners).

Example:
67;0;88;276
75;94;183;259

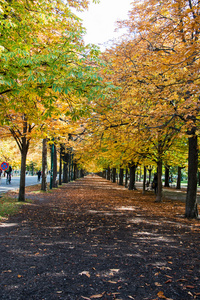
77;0;132;49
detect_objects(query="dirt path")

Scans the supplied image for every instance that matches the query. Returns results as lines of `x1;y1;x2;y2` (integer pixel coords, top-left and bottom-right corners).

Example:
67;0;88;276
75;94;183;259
0;175;200;300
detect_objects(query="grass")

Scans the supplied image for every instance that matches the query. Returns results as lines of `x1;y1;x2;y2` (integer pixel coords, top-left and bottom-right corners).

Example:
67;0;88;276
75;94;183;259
0;195;31;220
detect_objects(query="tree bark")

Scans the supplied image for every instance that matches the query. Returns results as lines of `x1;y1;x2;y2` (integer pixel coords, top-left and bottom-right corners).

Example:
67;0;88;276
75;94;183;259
41;138;47;191
68;152;72;181
129;165;137;190
119;168;124;185
142;166;147;194
58;145;63;186
125;168;128;187
107;167;111;180
112;168;116;183
14;118;30;202
73;163;77;181
52;144;57;188
156;160;162;202
148;167;152;185
176;166;182;190
164;166;170;187
18;138;29;201
185;134;199;218
198;171;200;186
63;152;69;183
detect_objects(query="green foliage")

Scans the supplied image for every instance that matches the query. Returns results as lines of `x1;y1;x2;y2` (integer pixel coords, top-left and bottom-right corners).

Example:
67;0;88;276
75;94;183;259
0;196;21;219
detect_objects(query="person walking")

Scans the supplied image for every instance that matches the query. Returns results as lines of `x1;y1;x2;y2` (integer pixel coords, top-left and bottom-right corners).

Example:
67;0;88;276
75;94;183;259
6;165;12;184
37;170;42;182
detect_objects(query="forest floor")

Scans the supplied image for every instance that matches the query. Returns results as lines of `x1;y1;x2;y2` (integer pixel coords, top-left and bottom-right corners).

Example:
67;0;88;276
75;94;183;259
0;175;200;300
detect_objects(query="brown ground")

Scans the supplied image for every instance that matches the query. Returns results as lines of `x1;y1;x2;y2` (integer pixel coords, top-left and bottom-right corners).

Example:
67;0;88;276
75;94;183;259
0;175;200;300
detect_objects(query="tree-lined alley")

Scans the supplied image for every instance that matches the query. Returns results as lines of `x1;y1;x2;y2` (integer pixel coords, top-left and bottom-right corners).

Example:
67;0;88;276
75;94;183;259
0;0;200;218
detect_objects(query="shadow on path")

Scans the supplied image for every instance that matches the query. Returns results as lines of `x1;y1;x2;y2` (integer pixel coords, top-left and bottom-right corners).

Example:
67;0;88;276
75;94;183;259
0;175;200;300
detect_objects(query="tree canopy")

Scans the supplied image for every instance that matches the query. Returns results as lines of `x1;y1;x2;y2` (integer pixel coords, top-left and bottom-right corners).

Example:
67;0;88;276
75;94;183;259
0;0;199;218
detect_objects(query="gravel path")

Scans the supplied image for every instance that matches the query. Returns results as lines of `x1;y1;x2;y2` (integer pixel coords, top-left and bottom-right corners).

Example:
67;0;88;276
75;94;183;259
0;175;200;300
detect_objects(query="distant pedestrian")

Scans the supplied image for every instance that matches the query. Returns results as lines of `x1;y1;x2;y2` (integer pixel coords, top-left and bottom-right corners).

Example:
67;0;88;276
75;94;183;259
37;170;42;182
152;173;158;194
6;165;12;184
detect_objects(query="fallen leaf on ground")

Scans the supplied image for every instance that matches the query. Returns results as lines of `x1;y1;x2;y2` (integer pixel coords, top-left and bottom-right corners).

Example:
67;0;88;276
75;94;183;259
157;291;167;299
79;271;90;278
90;294;104;298
155;282;162;286
165;279;172;284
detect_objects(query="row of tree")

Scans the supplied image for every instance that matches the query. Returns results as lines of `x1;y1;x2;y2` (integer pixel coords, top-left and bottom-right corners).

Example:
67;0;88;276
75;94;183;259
0;0;104;200
0;0;199;219
73;0;200;218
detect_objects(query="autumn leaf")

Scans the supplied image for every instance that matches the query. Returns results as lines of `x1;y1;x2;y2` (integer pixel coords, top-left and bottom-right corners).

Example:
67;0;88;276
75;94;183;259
79;271;90;278
107;280;117;284
155;282;162;287
165;279;172;284
157;291;167;299
90;294;104;299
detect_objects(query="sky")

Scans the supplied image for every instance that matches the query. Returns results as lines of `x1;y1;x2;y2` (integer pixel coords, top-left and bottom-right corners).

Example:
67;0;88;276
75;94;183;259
76;0;132;49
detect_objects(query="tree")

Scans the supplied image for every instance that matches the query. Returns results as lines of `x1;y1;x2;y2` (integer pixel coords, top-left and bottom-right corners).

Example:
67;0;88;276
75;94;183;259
0;0;104;201
112;0;200;217
41;138;48;191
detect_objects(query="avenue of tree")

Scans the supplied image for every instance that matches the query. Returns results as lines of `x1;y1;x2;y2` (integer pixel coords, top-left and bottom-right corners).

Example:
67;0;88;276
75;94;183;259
0;0;199;219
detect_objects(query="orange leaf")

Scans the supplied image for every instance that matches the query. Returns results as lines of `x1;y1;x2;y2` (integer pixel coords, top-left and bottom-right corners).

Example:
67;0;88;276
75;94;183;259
157;291;167;299
90;294;104;298
165;279;172;284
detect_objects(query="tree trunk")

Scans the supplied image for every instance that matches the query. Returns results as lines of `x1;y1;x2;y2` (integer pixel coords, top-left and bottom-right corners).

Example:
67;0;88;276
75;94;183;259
164;166;170;187
52;144;57;188
112;168;116;183
68;153;71;182
156;160;162;202
41;138;47;191
142;166;146;194
59;145;63;186
176;166;182;190
185;134;198;218
74;163;77;180
107;167;111;181
129;165;137;190
10;117;30;202
18;139;29;202
198;171;200;186
125;168;128;187
63;152;69;183
119;168;124;185
148;167;152;185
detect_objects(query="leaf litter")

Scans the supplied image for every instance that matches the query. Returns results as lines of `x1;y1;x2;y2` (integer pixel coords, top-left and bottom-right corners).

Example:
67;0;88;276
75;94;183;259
0;175;200;300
